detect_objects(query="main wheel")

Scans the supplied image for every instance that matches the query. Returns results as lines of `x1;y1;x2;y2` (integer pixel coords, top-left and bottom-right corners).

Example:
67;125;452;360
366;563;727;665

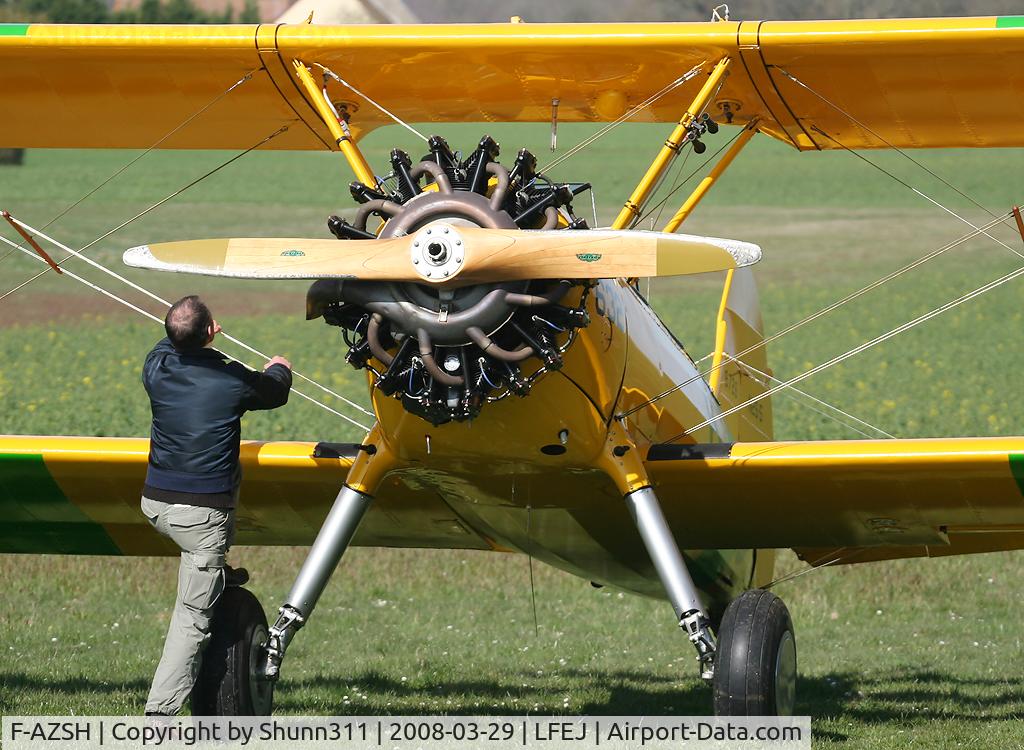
712;589;796;716
192;586;274;715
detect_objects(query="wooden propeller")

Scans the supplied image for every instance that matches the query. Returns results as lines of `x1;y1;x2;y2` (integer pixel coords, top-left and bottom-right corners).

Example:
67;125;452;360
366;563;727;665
123;224;761;285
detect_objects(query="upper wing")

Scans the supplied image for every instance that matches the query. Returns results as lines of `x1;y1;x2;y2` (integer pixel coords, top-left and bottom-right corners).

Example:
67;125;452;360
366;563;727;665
646;436;1024;566
0;17;1022;151
0;435;491;555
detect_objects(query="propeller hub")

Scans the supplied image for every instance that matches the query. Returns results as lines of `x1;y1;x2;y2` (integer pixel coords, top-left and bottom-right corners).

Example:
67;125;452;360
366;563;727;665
411;223;464;281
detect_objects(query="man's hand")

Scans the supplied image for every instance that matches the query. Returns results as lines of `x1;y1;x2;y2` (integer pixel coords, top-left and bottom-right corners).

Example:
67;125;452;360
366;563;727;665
264;356;292;371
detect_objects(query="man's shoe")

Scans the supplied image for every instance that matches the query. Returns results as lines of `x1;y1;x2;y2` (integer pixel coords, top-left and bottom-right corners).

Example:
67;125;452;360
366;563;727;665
225;565;250;587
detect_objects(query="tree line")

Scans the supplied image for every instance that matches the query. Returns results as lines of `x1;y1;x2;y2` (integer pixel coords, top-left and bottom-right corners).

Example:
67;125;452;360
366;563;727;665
406;0;1024;23
0;0;259;24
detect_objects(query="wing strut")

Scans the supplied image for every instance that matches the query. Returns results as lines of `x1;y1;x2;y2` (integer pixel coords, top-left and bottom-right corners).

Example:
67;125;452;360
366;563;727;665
612;56;732;230
663;119;759;233
292;60;377;189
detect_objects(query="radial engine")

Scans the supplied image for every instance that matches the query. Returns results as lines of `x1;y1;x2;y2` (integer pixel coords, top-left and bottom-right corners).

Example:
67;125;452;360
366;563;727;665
305;135;595;425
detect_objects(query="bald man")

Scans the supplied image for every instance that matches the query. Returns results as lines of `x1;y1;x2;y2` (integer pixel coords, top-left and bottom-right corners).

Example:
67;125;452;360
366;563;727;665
140;295;292;716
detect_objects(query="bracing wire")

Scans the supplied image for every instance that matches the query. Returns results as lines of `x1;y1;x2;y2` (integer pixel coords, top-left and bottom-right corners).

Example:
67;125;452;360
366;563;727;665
651;144;692;230
0;216;374;421
809;126;1024;261
617;211;1012;419
635;127;743;227
314;63;429;142
0;75;378;427
1;232;372;432
632;70;730;230
622;73;1023;421
526;505;540;638
622;73;1021;416
764;548;865;590
45;71;258;231
0;125;293;303
774;66;1017;233
725;354;894;439
666;258;1024;443
774;392;875;440
0;69;260;266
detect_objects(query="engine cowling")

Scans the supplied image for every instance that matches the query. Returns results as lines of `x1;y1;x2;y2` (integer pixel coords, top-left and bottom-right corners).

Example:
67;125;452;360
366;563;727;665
307;134;593;425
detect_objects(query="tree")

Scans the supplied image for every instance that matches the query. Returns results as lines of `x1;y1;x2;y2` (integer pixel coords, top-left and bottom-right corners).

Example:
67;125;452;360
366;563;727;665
240;0;259;23
20;0;109;23
0;0;258;25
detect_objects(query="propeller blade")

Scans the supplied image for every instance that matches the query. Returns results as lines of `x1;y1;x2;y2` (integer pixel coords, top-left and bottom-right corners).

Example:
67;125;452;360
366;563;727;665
123;226;760;284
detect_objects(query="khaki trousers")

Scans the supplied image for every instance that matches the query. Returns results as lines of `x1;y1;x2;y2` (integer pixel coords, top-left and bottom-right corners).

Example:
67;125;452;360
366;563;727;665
140;496;236;715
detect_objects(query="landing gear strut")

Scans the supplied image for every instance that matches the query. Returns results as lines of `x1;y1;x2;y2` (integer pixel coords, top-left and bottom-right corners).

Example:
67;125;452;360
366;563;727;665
624;486;717;680
602;426;718;682
603;423;797;713
260;432;393;686
263;483;375;680
623;485;799;714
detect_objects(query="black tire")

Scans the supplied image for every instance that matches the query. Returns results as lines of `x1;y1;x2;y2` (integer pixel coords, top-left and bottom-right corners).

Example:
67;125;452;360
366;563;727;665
192;586;274;715
712;589;796;716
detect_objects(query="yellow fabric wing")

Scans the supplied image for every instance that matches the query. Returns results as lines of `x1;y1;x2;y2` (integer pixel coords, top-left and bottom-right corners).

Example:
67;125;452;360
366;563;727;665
1;17;1022;151
7;434;1024;568
0;436;490;555
646;436;1024;566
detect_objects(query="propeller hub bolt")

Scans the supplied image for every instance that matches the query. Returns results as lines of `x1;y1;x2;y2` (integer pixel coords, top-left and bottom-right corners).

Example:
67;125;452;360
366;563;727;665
411;223;465;282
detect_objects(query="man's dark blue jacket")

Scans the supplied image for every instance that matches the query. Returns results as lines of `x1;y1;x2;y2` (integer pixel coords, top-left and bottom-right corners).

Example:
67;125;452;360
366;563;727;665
142;338;292;508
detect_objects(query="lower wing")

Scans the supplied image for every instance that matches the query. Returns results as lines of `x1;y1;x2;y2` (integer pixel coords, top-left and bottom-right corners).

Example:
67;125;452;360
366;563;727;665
0;436;490;555
6;434;1024;567
646;436;1024;565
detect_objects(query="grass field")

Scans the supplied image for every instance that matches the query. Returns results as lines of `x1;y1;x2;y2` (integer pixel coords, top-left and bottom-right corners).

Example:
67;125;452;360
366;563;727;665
2;123;1024;748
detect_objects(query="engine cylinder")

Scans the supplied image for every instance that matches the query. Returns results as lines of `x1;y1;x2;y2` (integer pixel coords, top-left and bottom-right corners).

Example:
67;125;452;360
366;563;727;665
310;134;593;425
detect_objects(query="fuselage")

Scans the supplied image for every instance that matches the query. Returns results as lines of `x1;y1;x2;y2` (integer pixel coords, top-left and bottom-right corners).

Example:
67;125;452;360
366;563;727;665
370;278;769;612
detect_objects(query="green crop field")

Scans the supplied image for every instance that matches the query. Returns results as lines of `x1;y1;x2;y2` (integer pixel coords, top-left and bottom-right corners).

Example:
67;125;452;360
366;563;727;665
2;123;1024;748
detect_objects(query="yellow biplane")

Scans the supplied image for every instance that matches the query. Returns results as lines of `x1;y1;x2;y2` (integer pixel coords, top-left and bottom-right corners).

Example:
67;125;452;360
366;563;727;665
2;14;1024;717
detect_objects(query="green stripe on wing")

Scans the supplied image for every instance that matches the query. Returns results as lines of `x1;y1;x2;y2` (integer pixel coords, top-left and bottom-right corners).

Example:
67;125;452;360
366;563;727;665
0;453;120;554
1008;453;1024;496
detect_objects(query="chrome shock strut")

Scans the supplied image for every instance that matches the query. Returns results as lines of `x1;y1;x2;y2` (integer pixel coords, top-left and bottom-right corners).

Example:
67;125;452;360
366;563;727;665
603;425;717;681
625;486;717;680
263;482;375;679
